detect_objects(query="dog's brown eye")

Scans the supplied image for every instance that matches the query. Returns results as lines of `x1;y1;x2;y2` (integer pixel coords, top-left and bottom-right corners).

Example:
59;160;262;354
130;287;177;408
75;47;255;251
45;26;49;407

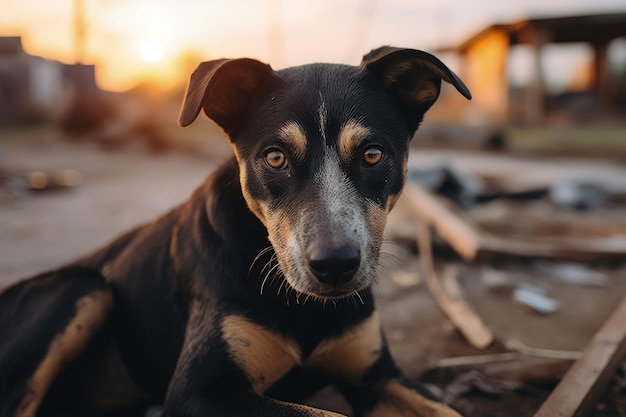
363;147;383;166
265;149;287;170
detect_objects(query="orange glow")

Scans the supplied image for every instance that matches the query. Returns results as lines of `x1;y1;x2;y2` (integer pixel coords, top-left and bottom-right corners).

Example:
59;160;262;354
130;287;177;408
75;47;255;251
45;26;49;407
0;0;245;91
1;1;622;92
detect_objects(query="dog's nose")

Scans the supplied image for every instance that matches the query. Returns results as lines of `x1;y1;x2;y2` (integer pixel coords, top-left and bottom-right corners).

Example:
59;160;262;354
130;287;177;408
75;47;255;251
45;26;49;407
307;244;360;285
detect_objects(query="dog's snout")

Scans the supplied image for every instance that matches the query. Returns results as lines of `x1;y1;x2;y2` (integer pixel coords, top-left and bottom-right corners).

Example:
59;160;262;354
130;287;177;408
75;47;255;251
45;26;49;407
307;244;360;285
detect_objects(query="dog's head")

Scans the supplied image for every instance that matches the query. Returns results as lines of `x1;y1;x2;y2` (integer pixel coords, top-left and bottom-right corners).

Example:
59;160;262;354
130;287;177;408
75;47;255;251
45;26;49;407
180;46;470;299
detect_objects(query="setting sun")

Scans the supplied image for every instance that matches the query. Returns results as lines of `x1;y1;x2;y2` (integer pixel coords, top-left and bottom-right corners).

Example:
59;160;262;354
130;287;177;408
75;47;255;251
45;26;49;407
138;40;165;63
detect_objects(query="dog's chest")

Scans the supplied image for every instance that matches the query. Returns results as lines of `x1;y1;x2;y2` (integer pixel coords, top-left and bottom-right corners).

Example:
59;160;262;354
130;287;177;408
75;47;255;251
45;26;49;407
220;307;380;394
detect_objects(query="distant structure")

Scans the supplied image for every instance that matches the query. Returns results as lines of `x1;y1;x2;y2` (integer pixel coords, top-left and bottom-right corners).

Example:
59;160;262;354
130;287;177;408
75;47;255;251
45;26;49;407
0;36;98;126
441;12;626;125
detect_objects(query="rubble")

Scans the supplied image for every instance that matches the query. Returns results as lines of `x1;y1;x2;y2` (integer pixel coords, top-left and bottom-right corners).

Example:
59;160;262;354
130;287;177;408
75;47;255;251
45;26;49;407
398;160;626;416
535;262;609;288
513;286;560;315
3;131;626;417
535;297;626;417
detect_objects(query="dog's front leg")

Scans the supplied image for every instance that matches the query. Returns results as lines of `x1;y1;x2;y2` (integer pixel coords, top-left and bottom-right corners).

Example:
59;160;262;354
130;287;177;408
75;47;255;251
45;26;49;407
353;378;462;417
161;307;345;417
308;311;462;417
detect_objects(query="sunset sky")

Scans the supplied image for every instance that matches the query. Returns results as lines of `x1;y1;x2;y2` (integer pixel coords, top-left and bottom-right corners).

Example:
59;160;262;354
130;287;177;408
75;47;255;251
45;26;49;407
1;0;624;91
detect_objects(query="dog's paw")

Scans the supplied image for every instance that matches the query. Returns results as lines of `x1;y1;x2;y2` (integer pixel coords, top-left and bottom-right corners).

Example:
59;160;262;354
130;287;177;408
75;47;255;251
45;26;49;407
282;401;347;417
367;380;463;417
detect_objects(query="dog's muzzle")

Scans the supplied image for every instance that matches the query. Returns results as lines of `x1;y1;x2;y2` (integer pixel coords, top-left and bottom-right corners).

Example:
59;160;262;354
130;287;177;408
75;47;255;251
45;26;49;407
306;243;360;287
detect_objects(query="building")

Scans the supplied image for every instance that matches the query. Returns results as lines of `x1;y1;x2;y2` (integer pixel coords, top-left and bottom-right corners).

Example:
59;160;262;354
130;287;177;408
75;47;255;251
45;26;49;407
440;12;626;125
0;36;98;126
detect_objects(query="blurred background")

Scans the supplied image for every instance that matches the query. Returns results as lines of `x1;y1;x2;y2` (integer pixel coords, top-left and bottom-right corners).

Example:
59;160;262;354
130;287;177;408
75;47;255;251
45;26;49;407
1;0;626;146
1;1;626;416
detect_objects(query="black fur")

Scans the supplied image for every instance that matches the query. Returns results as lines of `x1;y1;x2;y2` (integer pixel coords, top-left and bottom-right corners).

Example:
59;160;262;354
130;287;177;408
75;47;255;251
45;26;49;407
0;46;470;417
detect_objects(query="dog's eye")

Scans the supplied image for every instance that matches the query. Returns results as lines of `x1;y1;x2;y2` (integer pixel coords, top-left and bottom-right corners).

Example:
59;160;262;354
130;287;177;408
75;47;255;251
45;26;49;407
363;147;383;166
265;149;288;170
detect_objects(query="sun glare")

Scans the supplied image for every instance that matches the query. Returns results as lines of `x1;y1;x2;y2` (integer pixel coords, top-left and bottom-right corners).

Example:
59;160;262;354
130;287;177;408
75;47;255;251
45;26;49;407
138;40;165;63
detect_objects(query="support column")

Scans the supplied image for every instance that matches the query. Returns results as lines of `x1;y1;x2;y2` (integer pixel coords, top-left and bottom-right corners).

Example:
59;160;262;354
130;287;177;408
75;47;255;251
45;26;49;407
525;27;550;125
593;40;611;115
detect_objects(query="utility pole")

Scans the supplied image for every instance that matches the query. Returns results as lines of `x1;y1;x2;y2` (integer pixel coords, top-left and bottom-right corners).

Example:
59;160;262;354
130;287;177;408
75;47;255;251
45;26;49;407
74;0;86;64
266;0;285;67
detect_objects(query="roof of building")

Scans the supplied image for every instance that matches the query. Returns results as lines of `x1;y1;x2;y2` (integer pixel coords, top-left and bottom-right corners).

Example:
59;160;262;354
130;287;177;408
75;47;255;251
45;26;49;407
0;36;24;56
444;12;626;53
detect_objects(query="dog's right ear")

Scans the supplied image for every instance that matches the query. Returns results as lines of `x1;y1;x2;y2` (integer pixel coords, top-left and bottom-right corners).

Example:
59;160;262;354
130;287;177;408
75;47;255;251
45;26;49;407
361;46;471;132
179;58;275;133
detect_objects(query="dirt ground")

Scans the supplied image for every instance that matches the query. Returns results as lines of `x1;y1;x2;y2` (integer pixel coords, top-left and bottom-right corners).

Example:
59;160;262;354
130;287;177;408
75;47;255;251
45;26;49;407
1;128;626;416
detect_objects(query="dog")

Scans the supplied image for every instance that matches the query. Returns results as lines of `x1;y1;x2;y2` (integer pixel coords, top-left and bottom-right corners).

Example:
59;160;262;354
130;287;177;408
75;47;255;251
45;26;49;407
0;46;471;417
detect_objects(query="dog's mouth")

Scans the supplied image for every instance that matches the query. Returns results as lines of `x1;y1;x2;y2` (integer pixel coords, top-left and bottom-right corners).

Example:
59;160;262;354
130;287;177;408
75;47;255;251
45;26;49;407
313;286;367;300
261;213;384;301
272;246;376;301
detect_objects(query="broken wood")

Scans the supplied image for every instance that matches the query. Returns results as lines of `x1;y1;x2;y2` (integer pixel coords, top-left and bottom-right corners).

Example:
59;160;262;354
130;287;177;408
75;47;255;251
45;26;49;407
404;182;626;261
416;222;493;349
534;295;626;417
481;233;626;262
482;357;574;388
405;182;481;261
503;338;581;361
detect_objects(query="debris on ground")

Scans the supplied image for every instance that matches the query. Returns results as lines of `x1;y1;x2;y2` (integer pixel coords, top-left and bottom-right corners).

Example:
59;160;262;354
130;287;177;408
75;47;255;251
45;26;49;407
512;286;560;315
388;160;626;416
3;134;626;417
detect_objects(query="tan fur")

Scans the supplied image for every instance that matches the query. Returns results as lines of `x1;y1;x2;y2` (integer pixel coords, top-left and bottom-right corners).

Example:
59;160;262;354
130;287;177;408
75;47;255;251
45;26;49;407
387;157;407;212
368;380;462;417
409;80;438;103
366;201;387;247
221;315;301;394
338;120;371;162
233;147;269;225
16;290;113;417
272;399;347;417
387;192;401;213
307;312;381;381
279;122;308;162
382;60;441;105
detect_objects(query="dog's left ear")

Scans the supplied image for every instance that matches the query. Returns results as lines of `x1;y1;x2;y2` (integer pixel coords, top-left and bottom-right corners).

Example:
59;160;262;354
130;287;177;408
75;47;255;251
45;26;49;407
179;58;276;133
361;46;471;130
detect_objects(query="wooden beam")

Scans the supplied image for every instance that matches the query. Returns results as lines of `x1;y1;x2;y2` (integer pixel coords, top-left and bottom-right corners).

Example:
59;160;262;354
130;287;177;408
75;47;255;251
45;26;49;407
416;222;493;349
403;182;626;261
534;296;626;417
404;182;482;261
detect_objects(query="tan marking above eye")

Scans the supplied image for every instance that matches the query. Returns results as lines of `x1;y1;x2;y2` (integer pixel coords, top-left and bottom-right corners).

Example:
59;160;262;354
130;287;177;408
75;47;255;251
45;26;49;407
338;120;372;161
265;149;287;170
363;147;383;166
278;122;307;162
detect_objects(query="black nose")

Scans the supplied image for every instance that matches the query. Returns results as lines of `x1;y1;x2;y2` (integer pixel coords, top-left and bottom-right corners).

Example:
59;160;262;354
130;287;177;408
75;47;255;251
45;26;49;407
307;244;360;285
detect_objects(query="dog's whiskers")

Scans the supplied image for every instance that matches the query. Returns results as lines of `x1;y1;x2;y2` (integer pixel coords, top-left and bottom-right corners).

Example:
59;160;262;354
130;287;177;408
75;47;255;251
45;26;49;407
303;293;312;305
377;250;405;282
260;253;278;278
354;290;364;305
378;249;405;271
260;261;281;295
248;246;275;277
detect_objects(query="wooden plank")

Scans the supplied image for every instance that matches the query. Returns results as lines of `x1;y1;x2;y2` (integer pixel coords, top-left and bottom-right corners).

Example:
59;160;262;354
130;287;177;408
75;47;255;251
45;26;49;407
416;222;493;349
534;296;626;417
480;234;626;262
403;182;626;261
404;182;482;261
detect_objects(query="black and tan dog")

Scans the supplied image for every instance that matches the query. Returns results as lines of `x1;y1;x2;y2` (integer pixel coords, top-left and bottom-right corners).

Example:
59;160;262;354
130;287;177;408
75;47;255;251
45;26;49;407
0;46;471;417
